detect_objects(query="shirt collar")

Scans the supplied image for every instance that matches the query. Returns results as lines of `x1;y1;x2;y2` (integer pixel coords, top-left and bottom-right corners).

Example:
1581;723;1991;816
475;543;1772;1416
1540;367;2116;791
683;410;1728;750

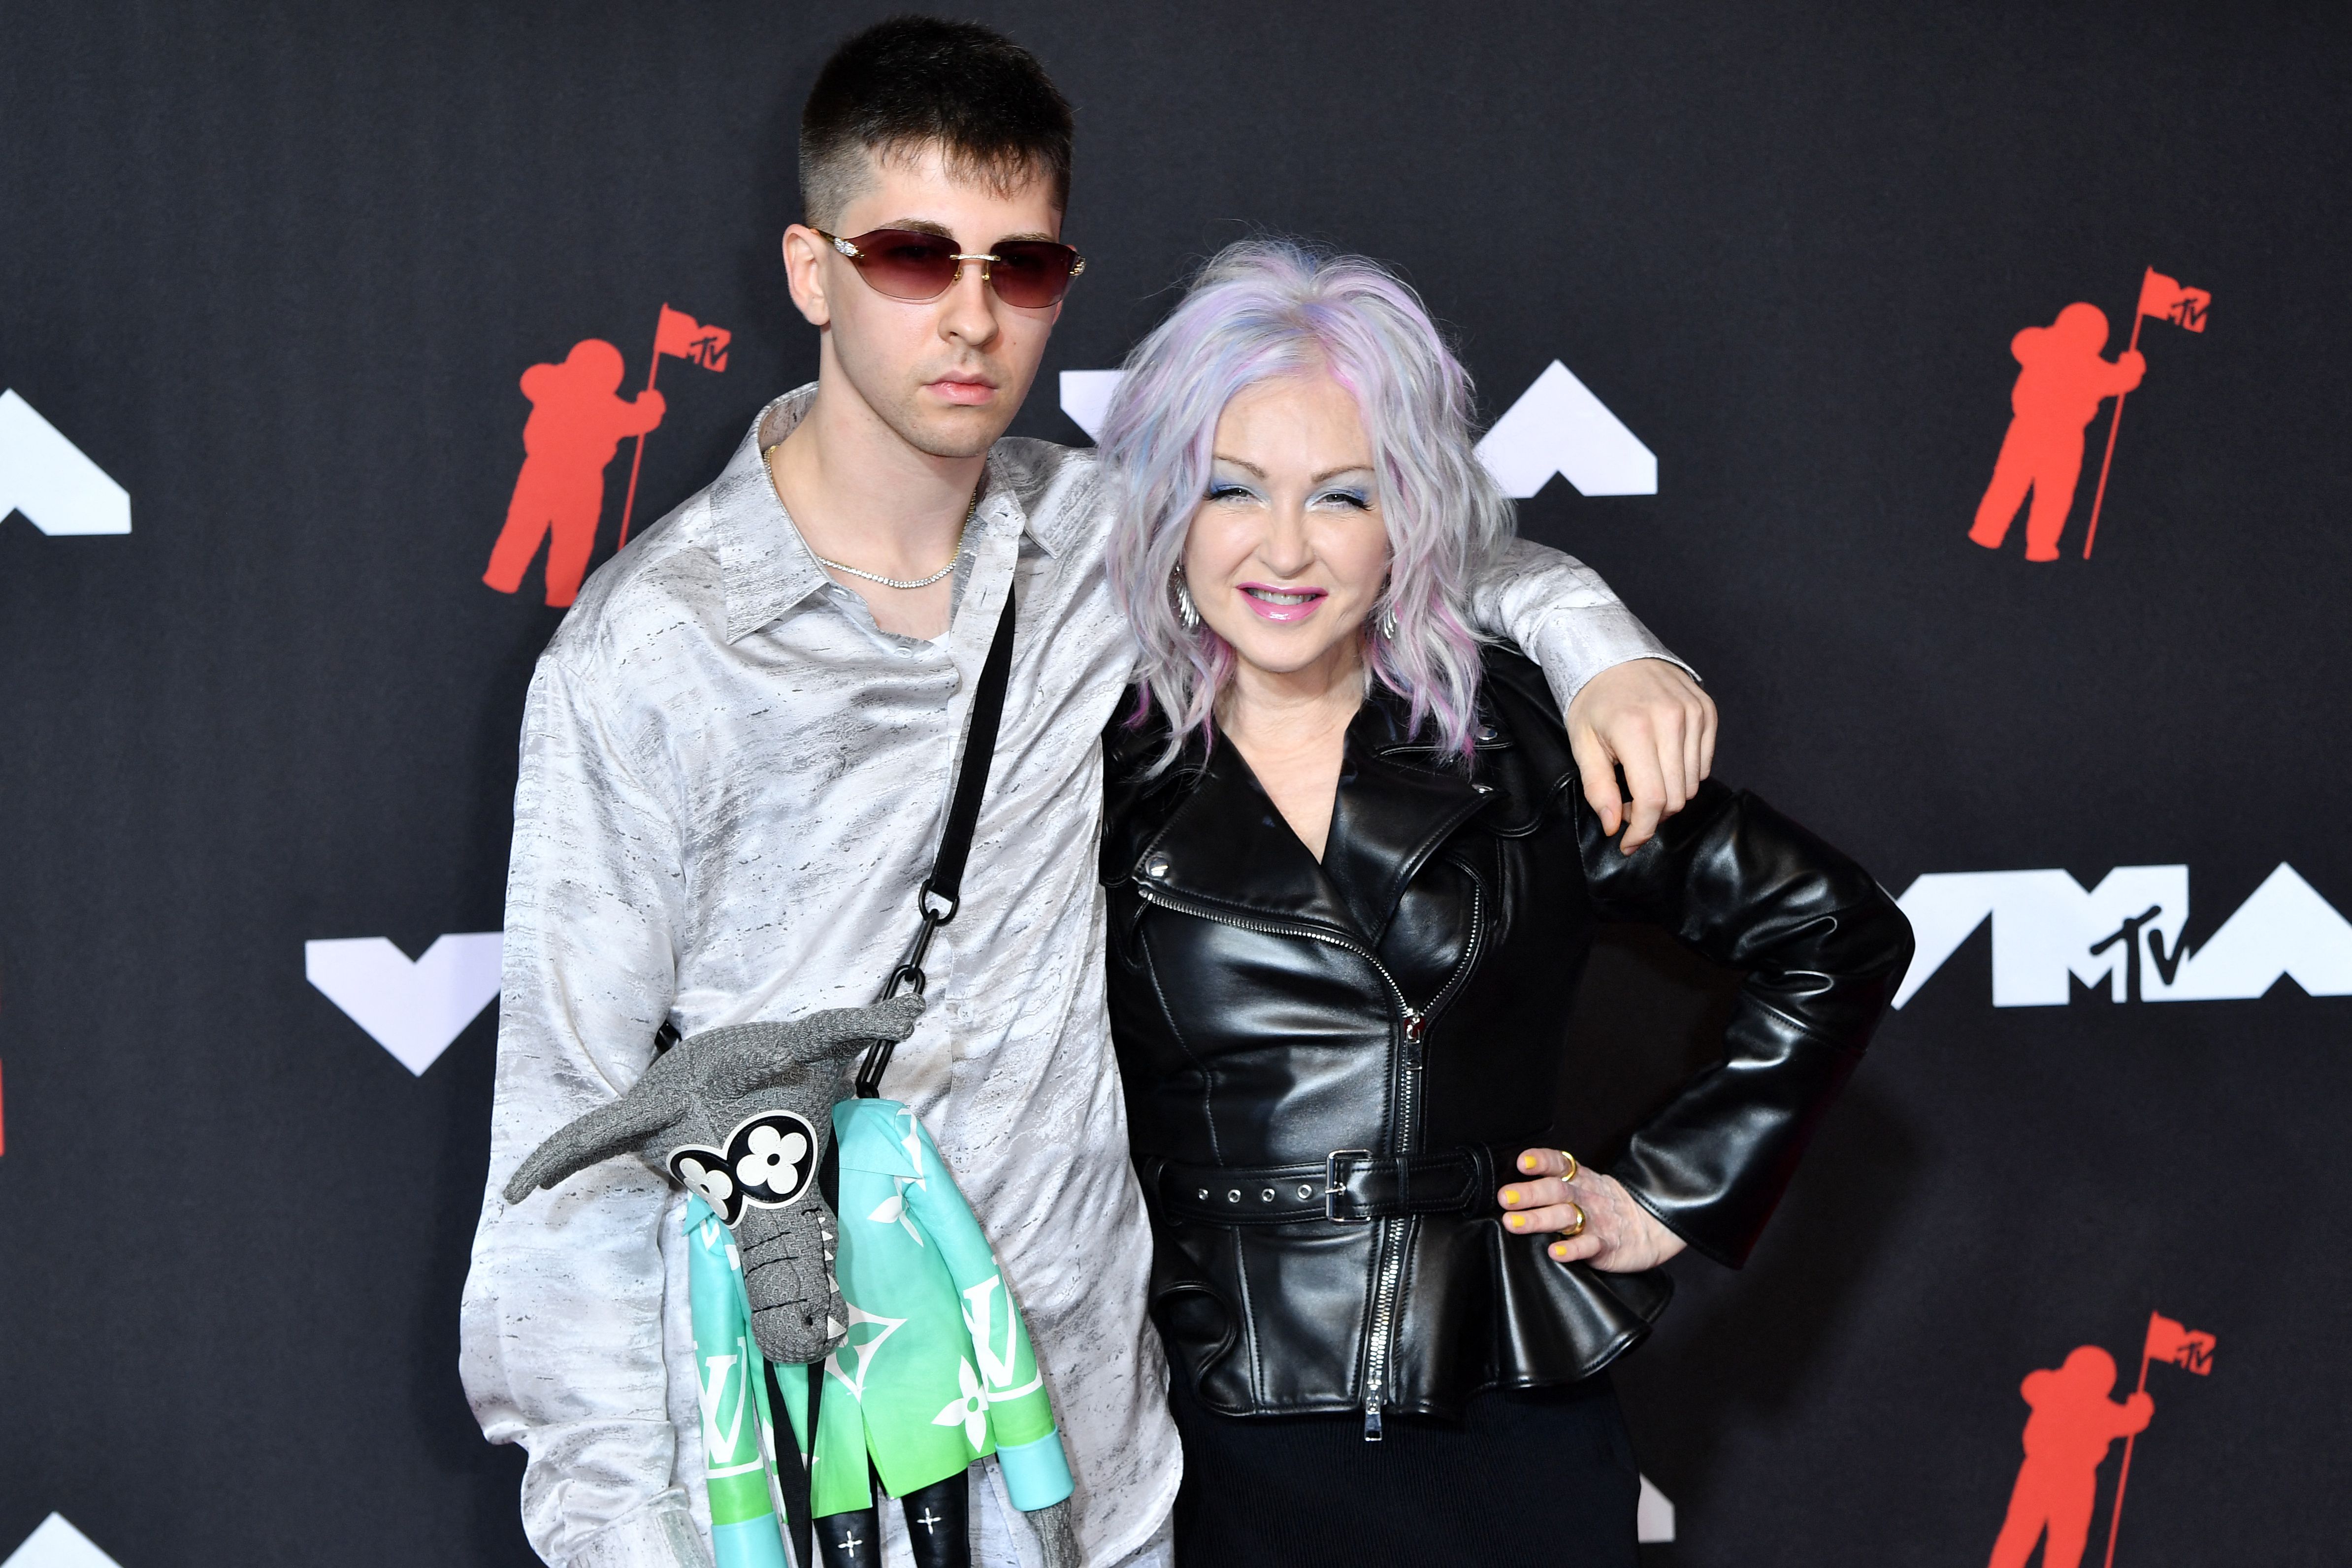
710;384;1064;645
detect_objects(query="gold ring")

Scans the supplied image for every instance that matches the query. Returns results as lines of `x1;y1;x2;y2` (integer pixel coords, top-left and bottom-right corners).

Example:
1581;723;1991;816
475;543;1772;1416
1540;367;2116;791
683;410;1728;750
1557;1150;1578;1183
1564;1202;1587;1238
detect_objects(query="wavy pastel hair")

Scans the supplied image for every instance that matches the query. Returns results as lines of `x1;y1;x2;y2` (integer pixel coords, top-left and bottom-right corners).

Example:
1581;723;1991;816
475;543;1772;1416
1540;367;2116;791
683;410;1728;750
1101;240;1513;772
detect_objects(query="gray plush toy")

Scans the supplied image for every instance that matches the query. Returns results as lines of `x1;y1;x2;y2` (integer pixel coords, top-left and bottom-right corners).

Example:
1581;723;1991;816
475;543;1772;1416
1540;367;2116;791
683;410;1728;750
503;995;924;1365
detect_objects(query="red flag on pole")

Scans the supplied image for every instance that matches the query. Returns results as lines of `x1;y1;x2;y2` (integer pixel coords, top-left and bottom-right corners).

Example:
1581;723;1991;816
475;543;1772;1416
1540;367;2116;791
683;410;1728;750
2101;1310;2218;1568
2082;268;2213;559
2143;1312;2217;1375
619;304;733;545
653;304;732;370
2136;269;2212;333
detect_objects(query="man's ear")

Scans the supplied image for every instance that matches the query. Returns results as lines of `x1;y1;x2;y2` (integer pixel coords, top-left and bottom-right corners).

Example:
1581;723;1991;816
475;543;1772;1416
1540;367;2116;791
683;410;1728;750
781;225;833;328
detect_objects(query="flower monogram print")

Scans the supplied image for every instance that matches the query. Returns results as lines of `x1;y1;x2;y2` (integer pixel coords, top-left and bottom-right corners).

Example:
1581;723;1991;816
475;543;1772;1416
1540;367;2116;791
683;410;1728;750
736;1123;808;1195
675;1154;737;1216
931;1358;991;1452
667;1109;821;1227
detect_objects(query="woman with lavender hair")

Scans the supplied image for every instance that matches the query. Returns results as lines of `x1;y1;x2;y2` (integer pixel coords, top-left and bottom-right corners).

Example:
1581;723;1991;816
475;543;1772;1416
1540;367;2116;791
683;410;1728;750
1093;242;1913;1563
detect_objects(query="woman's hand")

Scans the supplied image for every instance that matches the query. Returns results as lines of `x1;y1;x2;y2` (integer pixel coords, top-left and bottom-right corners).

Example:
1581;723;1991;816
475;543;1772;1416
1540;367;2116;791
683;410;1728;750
1499;1148;1686;1272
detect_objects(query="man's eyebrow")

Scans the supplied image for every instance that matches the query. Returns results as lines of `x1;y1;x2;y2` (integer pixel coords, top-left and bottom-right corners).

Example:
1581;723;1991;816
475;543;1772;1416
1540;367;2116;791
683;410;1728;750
868;220;1062;247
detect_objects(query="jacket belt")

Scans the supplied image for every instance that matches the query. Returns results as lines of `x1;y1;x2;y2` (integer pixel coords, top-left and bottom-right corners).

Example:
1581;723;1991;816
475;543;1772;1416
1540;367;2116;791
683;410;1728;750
1146;1146;1502;1226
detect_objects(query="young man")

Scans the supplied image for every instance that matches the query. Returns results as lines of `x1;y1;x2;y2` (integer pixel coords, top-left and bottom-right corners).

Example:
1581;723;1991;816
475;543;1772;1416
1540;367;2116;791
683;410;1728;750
460;18;1717;1568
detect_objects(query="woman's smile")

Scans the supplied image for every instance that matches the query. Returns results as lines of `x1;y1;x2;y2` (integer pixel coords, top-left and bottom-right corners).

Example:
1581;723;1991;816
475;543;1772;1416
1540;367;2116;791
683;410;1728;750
1237;582;1329;622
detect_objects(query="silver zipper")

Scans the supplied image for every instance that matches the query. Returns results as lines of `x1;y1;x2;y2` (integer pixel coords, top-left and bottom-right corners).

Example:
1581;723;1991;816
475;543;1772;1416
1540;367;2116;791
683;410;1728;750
1357;876;1481;1439
1134;872;1485;1442
1131;884;1420;1019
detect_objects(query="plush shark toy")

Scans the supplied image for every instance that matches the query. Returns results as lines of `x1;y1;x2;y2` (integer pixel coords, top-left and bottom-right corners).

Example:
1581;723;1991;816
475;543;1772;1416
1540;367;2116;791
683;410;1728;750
502;995;924;1364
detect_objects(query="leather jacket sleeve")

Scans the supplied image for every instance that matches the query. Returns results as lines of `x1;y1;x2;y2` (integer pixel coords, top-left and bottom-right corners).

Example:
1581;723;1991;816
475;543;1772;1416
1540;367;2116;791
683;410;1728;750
1576;780;1915;1267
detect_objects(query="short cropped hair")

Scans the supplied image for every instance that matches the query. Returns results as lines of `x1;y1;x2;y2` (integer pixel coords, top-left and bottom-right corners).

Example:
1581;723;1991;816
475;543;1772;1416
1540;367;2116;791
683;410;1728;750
800;17;1074;229
1102;241;1512;773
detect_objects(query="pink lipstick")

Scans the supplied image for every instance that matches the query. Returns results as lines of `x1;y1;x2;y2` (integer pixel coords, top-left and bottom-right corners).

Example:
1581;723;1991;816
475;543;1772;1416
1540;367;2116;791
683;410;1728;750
1237;582;1329;623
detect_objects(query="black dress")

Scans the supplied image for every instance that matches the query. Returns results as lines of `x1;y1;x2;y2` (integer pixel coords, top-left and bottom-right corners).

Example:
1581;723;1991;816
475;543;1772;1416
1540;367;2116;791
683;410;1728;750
1096;648;1913;1565
1169;1364;1639;1566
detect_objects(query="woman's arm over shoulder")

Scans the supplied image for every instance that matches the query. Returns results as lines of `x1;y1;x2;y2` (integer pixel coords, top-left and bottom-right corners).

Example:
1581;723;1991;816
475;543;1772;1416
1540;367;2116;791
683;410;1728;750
1575;780;1916;1268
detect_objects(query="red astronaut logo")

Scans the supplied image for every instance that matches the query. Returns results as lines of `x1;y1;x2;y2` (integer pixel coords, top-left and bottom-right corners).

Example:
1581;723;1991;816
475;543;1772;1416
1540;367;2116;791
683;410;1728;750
1970;268;2209;562
1987;1312;2215;1568
483;304;730;608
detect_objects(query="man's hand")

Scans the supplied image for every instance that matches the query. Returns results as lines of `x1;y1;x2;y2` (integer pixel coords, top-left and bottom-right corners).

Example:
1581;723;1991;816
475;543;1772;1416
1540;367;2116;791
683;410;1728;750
1562;657;1716;852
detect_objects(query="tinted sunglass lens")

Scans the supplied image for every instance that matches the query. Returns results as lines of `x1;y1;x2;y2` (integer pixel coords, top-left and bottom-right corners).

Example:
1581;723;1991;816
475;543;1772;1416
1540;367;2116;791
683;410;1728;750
853;231;960;300
989;242;1078;307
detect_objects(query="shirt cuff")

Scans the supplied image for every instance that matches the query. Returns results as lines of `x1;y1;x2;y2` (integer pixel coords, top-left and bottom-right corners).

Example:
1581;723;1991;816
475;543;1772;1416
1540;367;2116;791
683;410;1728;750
996;1428;1076;1511
564;1496;715;1568
1523;602;1697;712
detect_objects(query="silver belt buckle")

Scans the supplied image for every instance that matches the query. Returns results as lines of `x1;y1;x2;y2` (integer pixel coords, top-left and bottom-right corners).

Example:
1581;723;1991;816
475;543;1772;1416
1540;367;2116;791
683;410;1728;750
1324;1149;1374;1224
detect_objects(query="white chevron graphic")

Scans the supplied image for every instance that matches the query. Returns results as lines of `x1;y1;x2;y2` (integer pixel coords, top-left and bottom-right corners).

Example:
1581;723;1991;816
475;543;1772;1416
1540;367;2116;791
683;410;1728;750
1058;369;1122;441
305;933;504;1074
1474;360;1656;497
0;391;131;535
1637;1474;1675;1542
1056;362;1656;499
3;1515;125;1568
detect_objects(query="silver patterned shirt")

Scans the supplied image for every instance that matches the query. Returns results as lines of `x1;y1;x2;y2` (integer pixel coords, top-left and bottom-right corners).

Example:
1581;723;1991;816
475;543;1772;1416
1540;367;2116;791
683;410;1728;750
458;388;1679;1568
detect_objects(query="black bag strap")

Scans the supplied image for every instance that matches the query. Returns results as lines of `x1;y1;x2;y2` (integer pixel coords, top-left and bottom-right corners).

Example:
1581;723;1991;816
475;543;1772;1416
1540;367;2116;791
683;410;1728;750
852;587;1018;1097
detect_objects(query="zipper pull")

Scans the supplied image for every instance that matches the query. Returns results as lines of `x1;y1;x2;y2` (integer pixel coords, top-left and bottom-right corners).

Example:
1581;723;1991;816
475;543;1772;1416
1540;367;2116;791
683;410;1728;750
1401;1008;1426;1066
1363;1399;1384;1441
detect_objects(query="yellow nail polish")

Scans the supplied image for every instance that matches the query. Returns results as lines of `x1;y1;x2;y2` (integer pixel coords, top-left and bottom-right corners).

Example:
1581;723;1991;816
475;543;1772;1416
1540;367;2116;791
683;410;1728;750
1550;1243;1567;1258
1506;1213;1523;1229
1501;1188;1520;1206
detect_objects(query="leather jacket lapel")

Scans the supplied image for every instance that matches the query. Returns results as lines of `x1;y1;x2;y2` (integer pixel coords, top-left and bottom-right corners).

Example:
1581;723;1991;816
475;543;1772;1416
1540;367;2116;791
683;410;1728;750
1138;730;1361;940
1320;696;1498;942
1133;693;1499;944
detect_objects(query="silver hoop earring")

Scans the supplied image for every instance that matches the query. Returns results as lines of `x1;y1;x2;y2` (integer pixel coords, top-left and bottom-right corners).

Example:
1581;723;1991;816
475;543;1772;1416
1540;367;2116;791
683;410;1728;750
1377;601;1398;639
1173;574;1201;631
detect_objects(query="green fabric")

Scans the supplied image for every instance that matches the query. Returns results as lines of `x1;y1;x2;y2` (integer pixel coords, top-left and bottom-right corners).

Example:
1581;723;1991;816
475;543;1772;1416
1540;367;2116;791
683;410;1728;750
810;1098;1071;1516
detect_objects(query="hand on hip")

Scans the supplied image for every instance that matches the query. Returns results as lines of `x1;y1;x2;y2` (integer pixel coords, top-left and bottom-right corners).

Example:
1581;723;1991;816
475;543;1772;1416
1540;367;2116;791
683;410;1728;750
1499;1147;1687;1272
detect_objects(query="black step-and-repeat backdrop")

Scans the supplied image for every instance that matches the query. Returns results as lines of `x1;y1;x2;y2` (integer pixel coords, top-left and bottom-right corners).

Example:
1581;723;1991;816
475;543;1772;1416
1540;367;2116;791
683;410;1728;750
5;3;2349;1565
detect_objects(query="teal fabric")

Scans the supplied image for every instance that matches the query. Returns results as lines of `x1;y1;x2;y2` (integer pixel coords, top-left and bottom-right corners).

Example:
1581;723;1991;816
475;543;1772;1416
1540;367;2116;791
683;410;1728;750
993;1430;1077;1509
686;1101;1077;1537
684;1194;790;1568
813;1098;1074;1516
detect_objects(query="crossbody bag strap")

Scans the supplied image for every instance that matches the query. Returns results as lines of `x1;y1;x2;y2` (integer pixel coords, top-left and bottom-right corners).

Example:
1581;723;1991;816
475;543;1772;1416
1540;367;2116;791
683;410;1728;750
852;586;1018;1098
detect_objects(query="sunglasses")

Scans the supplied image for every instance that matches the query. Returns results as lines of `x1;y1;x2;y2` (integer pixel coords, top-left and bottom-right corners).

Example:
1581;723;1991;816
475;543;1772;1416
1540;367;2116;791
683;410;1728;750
815;227;1086;309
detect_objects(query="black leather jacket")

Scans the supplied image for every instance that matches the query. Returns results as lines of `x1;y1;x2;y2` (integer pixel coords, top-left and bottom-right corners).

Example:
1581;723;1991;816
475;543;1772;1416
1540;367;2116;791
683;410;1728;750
1100;649;1914;1430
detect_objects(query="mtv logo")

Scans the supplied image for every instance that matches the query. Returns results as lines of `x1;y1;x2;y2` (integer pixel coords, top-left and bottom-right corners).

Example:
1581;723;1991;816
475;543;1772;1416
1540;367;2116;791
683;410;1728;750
1058;361;1659;500
1893;863;2352;1007
0;391;131;536
2;1516;125;1568
305;933;503;1074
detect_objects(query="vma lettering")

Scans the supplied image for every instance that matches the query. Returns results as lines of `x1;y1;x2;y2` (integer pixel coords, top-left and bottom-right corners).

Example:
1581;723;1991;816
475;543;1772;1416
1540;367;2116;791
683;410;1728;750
1893;864;2352;1008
